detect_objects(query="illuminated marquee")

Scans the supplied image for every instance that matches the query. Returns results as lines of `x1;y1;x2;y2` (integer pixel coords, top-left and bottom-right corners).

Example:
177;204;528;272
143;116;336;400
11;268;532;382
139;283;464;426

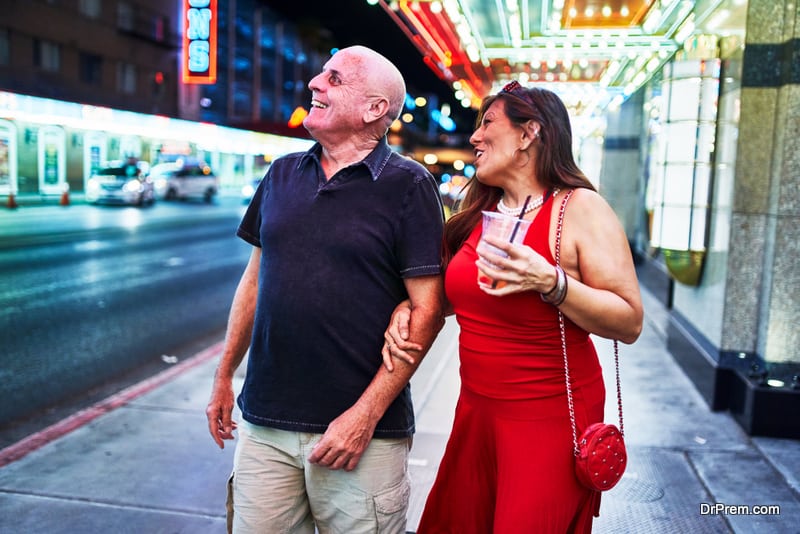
182;0;218;84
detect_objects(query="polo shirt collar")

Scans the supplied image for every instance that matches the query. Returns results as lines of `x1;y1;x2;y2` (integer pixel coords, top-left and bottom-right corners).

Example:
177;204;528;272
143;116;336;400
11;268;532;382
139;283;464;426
298;138;393;181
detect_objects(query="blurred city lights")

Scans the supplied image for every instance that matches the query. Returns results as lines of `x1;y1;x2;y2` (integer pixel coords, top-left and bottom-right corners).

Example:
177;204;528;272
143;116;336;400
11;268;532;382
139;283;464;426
287;106;308;128
423;153;439;165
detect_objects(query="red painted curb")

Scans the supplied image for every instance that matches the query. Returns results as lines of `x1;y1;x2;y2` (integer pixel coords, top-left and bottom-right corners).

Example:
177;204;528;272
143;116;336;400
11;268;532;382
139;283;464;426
0;341;224;467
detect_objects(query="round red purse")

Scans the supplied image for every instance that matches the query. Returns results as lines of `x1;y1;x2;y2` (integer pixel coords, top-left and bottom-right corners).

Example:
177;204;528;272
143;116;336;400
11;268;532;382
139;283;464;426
553;191;628;493
574;422;627;491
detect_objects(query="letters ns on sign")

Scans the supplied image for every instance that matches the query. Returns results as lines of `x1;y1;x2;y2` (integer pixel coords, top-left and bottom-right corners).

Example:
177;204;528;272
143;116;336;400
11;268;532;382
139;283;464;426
182;0;217;84
187;8;211;72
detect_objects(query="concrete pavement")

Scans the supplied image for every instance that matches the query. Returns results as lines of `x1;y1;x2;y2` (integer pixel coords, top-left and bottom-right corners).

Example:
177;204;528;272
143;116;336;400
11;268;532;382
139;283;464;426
0;286;798;532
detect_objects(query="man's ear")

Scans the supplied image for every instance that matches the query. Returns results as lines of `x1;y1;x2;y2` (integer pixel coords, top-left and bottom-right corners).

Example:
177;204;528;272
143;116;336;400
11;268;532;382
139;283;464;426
363;97;390;124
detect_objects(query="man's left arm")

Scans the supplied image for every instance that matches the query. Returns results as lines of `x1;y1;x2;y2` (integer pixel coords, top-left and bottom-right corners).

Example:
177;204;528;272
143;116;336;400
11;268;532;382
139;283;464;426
308;274;445;471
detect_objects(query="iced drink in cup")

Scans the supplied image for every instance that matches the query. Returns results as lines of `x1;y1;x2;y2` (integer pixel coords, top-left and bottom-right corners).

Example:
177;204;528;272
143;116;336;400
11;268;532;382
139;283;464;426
476;211;532;289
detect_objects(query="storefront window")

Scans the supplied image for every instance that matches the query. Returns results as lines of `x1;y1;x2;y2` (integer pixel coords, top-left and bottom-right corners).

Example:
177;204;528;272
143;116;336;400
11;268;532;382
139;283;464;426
649;55;720;285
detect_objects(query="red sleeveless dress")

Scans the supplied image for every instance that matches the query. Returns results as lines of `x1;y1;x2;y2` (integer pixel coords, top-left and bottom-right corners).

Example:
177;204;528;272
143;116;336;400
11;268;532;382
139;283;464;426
416;195;604;533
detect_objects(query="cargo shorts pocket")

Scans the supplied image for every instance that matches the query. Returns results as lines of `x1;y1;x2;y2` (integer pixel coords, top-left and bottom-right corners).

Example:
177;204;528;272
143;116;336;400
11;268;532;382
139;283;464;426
373;476;410;533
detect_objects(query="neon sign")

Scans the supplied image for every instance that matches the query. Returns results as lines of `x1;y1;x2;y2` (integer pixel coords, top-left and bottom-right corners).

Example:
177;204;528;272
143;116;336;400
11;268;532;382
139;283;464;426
182;0;217;84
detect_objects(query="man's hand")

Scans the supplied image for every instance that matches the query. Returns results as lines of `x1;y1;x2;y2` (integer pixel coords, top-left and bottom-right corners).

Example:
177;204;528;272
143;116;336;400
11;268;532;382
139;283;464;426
317;275;443;469
206;248;259;449
206;378;238;449
308;405;376;471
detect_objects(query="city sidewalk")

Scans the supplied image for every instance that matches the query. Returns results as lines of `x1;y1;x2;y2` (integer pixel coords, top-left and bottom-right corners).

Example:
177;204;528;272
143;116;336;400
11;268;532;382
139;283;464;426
0;287;798;532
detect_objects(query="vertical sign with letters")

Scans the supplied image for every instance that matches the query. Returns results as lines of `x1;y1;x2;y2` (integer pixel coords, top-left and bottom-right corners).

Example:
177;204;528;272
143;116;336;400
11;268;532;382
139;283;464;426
182;0;218;84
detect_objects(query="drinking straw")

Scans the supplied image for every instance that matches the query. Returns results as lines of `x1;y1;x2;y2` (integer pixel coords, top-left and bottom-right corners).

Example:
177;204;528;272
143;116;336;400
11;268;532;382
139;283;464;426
508;194;532;243
492;194;531;289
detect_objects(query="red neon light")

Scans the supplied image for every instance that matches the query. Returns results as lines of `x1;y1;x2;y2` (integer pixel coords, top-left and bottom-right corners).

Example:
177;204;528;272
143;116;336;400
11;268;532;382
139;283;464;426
399;1;492;98
398;1;449;68
182;0;218;85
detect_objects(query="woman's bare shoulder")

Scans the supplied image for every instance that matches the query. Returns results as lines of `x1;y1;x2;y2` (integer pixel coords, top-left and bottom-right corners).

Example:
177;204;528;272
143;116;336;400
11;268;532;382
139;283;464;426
564;187;615;218
566;186;603;204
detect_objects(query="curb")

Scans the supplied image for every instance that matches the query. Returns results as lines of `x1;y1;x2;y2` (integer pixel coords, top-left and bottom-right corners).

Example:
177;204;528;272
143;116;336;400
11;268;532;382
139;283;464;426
0;341;223;467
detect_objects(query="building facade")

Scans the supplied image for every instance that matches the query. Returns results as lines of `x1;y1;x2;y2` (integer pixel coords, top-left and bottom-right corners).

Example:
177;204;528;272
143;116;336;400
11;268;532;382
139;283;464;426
0;0;321;199
601;0;799;438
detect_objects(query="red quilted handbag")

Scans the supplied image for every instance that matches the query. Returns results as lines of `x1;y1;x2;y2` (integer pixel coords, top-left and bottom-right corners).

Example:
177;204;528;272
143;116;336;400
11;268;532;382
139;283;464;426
560;325;627;492
574;422;627;491
553;191;627;493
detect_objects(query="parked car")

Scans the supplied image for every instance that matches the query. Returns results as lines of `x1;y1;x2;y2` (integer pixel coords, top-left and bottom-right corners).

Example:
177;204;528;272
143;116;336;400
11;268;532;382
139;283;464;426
86;160;155;206
151;159;218;203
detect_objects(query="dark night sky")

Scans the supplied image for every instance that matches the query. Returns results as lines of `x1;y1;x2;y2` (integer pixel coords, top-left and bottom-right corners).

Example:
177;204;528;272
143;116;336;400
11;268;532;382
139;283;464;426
260;0;477;130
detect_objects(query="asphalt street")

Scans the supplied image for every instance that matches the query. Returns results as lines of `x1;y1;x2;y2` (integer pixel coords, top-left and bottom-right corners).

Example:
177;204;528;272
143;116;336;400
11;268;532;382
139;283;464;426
0;197;250;447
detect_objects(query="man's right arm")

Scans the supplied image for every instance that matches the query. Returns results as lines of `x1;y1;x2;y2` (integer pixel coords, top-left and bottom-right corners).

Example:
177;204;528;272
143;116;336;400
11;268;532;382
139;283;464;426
206;247;261;449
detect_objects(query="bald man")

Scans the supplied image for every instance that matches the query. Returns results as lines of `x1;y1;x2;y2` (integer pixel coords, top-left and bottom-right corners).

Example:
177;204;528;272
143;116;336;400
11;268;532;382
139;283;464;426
206;46;446;533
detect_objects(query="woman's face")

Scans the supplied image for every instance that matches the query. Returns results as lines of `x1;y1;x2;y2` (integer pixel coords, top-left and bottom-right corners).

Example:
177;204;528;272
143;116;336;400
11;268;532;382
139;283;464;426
469;99;525;187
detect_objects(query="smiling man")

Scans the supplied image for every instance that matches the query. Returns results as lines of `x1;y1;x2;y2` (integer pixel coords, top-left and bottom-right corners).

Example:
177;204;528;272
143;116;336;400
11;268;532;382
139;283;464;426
206;46;445;533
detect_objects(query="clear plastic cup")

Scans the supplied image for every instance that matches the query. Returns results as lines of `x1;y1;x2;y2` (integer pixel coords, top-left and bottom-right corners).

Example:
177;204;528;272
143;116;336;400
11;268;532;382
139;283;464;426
476;211;532;289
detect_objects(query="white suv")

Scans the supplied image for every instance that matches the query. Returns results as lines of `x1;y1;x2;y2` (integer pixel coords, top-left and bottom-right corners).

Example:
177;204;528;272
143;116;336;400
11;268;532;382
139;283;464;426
86;160;155;206
151;160;218;203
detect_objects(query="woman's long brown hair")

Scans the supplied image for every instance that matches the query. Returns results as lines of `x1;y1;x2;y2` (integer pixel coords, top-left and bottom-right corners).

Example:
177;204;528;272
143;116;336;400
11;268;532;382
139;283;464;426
443;87;597;265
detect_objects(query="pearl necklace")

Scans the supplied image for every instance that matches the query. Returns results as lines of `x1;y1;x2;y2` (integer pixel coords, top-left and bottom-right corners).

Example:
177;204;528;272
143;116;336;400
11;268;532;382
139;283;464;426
497;188;559;217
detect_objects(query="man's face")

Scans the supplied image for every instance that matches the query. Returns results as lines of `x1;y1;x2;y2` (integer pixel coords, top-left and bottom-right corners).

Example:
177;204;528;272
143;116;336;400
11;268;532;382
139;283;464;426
304;50;367;140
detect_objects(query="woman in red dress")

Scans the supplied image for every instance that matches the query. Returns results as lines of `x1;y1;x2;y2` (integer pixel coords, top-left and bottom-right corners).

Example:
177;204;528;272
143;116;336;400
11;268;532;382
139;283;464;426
383;82;643;533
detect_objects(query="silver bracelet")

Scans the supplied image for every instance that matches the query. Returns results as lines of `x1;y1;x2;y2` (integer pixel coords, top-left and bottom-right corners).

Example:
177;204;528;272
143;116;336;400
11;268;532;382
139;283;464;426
541;265;567;306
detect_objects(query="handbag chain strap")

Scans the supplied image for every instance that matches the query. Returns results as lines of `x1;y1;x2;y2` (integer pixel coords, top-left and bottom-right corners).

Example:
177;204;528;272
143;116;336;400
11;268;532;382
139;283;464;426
553;190;624;457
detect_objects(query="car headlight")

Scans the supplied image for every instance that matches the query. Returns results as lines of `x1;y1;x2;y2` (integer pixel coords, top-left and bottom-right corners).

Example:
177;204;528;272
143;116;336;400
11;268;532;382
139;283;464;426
241;184;255;197
123;179;143;193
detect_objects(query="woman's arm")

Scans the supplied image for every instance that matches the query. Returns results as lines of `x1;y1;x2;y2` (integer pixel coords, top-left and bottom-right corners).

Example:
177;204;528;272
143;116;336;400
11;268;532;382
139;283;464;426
559;189;644;343
477;188;643;343
557;188;643;343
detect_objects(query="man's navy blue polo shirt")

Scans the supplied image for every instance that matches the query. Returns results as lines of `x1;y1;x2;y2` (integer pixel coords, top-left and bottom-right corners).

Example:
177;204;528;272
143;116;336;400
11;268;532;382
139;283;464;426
236;139;444;438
